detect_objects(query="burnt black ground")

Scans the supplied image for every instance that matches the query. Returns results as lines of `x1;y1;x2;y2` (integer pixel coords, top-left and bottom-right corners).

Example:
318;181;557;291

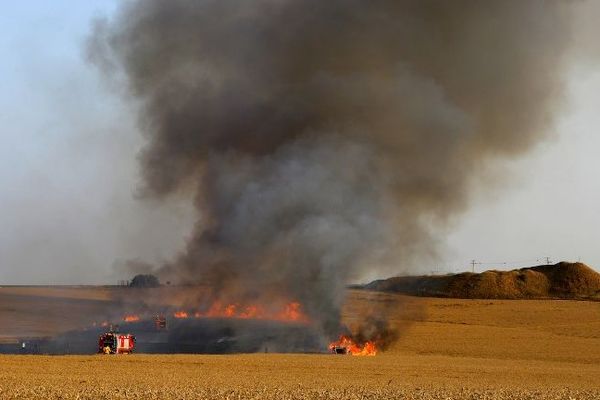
0;318;324;355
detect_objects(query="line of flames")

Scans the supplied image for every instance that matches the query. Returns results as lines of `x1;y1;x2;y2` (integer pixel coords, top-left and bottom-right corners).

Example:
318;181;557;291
171;301;309;323
113;301;310;325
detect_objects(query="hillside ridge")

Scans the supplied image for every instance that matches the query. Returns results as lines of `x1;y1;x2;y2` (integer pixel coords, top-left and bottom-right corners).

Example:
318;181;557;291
364;262;600;299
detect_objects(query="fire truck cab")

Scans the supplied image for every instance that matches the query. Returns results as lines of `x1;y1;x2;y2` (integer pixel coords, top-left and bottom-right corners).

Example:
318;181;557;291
98;332;135;354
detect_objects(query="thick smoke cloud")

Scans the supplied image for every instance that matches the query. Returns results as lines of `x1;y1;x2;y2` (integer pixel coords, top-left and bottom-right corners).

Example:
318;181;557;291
89;1;573;337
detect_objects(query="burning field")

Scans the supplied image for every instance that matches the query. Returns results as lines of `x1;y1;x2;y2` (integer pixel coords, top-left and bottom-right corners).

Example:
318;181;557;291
2;287;600;399
0;286;389;356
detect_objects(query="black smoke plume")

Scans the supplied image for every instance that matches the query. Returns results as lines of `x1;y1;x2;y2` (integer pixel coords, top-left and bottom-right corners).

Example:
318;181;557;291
88;1;574;340
354;316;399;352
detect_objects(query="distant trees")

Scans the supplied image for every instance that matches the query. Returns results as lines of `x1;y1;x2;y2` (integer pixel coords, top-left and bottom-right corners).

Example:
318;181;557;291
129;274;160;288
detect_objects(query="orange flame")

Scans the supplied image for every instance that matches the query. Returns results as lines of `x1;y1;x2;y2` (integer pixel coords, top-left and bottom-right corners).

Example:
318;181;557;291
239;305;261;319
329;335;377;356
173;311;189;318
277;302;309;323
123;315;140;322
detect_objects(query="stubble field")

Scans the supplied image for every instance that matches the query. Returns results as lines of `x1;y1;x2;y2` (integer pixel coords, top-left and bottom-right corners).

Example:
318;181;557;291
1;287;600;399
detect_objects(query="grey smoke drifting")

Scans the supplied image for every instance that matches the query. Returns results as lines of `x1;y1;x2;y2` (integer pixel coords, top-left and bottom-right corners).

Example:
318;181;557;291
89;1;573;338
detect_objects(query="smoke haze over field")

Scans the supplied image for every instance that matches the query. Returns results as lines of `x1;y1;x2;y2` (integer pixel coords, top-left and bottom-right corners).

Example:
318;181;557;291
88;0;575;336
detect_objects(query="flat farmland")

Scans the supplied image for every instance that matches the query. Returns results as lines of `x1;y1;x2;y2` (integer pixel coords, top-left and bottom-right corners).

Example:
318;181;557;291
1;287;600;399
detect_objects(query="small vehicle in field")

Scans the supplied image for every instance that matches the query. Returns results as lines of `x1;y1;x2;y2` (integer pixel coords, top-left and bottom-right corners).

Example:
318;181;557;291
154;314;167;330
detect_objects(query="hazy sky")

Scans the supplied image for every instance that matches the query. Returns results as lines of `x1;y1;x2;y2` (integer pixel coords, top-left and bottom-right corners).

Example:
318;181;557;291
1;1;599;284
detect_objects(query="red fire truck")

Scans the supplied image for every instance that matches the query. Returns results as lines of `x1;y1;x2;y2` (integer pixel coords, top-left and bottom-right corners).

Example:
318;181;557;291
98;330;136;354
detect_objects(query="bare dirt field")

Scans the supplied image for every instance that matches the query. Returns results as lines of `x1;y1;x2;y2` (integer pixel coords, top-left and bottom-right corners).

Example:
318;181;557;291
1;287;600;399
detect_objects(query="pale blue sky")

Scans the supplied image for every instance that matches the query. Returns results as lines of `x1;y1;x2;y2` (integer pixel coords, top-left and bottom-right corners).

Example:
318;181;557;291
0;1;194;284
1;2;599;284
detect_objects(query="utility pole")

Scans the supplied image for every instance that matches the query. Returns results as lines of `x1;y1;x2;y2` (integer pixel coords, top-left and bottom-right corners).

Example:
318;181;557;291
470;260;478;273
544;256;552;265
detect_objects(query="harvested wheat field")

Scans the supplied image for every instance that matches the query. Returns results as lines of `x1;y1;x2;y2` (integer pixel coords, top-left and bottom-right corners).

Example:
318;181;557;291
2;288;600;399
2;353;600;400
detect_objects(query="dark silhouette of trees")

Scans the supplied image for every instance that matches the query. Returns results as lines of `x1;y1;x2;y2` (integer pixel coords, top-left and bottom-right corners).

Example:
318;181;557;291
129;274;160;288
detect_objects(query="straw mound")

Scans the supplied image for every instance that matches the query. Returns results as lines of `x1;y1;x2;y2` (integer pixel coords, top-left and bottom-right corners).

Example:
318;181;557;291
365;262;600;299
